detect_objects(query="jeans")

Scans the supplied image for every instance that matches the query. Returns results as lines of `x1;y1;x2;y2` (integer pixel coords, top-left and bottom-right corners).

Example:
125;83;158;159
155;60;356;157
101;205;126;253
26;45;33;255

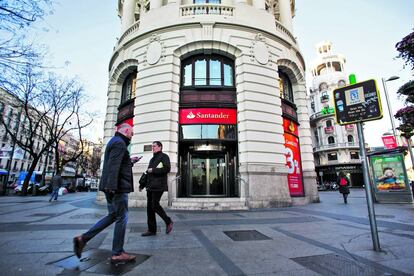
82;193;129;255
50;187;59;201
147;190;171;233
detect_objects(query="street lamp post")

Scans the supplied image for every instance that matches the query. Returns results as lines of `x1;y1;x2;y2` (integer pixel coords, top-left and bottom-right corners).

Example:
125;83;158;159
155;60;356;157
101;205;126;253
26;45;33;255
381;76;400;144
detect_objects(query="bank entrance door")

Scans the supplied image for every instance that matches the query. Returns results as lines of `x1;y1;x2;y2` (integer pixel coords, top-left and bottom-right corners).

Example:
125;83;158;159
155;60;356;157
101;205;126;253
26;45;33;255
190;153;226;196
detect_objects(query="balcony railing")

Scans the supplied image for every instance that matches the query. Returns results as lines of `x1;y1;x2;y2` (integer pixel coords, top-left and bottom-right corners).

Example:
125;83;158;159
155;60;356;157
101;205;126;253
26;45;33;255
324;126;334;134
313;142;359;152
310;111;334;122
181;4;234;16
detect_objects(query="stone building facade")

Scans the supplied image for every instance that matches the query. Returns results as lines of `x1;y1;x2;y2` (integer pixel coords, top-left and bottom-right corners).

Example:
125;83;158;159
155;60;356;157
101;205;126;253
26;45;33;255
100;0;318;209
308;41;363;188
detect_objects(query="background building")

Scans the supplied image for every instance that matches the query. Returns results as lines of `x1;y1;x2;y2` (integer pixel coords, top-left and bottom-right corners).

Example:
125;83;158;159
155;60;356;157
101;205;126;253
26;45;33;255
101;0;318;209
0;89;55;185
308;41;363;188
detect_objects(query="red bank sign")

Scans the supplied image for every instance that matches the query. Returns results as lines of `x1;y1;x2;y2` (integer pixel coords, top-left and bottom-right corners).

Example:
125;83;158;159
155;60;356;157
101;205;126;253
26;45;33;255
180;108;237;125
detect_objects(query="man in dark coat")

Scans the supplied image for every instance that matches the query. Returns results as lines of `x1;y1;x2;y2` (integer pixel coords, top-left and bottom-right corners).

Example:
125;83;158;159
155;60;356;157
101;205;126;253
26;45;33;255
140;141;173;236
49;172;63;202
73;123;141;263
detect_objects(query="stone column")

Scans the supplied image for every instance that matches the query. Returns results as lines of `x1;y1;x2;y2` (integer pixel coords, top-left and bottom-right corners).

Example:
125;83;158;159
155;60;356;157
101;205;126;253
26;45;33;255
151;0;163;9
278;0;293;32
121;0;136;31
253;0;265;10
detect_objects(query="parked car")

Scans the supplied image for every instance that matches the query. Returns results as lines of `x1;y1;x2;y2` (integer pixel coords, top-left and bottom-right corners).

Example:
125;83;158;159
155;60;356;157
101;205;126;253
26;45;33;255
89;178;98;191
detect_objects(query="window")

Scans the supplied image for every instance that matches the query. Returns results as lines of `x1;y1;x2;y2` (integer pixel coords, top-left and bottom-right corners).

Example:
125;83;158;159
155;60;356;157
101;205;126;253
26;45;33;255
326;120;332;127
180;125;236;140
328;136;335;144
279;71;294;103
350;152;359;159
181;55;234;87
327;152;338;161
314;130;319;144
121;70;137;104
347;135;354;143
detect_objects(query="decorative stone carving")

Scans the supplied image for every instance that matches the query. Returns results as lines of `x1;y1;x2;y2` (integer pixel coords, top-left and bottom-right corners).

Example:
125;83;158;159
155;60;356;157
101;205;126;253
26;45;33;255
146;34;164;65
251;33;270;65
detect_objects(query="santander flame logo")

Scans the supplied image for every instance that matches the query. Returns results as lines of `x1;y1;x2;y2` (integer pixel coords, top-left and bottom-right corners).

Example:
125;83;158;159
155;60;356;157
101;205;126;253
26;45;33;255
186;111;195;119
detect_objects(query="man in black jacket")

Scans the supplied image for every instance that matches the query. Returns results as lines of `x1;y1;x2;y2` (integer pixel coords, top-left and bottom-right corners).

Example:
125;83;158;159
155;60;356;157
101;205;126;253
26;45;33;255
140;141;173;236
73;123;141;263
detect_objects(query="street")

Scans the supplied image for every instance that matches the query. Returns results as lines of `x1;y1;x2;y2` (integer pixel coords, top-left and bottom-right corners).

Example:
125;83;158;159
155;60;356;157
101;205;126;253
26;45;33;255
0;190;413;275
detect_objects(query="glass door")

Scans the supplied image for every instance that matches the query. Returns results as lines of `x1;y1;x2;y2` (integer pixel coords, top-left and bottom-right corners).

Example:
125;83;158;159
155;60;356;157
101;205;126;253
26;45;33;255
189;153;226;196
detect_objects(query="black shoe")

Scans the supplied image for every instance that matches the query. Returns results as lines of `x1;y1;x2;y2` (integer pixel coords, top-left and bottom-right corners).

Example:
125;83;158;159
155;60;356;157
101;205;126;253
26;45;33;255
166;221;173;234
141;231;156;237
73;236;86;258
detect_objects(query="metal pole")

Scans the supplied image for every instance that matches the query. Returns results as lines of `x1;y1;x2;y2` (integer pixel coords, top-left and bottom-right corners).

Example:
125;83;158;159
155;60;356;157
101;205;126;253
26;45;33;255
357;122;381;251
382;78;398;145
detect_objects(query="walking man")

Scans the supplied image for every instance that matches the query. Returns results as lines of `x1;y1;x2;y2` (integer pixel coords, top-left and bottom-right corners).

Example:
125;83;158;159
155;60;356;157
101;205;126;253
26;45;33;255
49;171;63;202
73;123;141;263
140;141;173;236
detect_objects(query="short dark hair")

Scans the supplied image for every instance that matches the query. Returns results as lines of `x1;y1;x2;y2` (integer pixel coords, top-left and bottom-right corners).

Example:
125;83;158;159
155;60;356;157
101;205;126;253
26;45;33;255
153;141;163;149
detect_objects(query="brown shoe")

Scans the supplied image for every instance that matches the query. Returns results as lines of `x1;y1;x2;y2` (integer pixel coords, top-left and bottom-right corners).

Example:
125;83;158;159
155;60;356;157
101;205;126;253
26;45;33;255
141;231;156;237
166;221;173;234
110;252;136;264
73;236;86;259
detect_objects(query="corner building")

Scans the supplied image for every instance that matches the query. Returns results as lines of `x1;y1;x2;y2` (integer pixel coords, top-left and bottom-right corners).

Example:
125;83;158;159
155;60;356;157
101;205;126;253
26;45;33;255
102;0;318;209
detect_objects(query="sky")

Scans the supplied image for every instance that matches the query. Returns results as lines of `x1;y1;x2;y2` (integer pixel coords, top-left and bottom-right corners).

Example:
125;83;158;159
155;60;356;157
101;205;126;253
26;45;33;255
33;0;414;146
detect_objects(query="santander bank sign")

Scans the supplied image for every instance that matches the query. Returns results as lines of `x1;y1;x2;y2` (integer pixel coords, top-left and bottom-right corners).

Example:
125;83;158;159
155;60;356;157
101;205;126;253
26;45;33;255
180;108;237;124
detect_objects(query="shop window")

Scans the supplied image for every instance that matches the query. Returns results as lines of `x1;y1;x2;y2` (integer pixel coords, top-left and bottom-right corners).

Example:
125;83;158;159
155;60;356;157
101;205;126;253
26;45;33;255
180;124;236;140
278;71;293;103
328;152;338;161
328;136;335;144
347;135;354;143
350;152;359;159
181;55;234;88
121;70;137;104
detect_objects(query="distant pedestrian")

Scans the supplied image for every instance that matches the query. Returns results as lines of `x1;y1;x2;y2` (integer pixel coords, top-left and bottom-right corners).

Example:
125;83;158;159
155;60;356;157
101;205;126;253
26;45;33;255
73;124;142;263
337;171;350;204
139;141;173;237
49;172;63;202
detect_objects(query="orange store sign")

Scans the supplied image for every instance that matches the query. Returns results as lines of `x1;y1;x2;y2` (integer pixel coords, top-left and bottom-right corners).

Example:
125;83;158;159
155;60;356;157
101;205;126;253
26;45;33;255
180;108;237;124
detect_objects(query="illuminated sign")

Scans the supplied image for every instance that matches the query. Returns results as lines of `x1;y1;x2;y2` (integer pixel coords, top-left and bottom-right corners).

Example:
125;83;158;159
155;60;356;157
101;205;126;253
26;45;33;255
180;108;237;124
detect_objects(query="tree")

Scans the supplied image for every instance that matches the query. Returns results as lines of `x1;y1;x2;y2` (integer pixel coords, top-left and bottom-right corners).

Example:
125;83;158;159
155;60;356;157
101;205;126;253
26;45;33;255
395;30;414;142
395;30;414;70
0;0;52;88
0;68;92;195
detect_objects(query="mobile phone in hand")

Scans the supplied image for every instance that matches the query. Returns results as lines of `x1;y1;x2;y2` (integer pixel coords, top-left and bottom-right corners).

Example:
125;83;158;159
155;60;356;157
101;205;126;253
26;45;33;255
131;156;143;163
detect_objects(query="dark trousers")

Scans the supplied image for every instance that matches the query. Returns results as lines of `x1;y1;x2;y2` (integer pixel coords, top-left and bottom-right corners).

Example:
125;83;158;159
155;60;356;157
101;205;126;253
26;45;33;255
147;190;171;233
82;193;128;255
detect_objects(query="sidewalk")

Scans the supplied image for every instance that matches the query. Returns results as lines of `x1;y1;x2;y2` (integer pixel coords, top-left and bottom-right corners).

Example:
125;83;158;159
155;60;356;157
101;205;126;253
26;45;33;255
0;189;413;275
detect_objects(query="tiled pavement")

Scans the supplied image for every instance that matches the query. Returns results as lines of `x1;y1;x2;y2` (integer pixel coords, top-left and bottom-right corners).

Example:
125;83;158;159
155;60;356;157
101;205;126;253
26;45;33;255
0;189;413;275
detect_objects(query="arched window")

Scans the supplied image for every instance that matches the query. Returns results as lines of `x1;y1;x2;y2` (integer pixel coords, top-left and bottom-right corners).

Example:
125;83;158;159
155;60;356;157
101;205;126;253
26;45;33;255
121;70;137;104
181;55;234;88
347;135;354;143
328;136;335;144
279;71;293;103
326;120;332;128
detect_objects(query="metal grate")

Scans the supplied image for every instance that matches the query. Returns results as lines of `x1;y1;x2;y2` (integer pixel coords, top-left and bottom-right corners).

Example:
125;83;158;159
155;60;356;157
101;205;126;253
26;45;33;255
224;230;271;241
292;254;383;275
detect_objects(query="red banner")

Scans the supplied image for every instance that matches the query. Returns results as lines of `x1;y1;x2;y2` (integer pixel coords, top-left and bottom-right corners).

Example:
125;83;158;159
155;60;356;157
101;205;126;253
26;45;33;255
283;118;299;136
180;108;237;125
283;118;304;196
381;135;397;149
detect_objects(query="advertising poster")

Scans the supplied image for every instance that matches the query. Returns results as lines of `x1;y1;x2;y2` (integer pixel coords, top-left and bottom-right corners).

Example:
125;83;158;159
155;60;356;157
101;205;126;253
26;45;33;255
370;154;407;191
283;118;304;196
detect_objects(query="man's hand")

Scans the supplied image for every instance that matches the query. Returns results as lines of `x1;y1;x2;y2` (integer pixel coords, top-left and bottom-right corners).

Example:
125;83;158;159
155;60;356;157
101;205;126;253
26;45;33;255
131;156;143;164
147;168;153;173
